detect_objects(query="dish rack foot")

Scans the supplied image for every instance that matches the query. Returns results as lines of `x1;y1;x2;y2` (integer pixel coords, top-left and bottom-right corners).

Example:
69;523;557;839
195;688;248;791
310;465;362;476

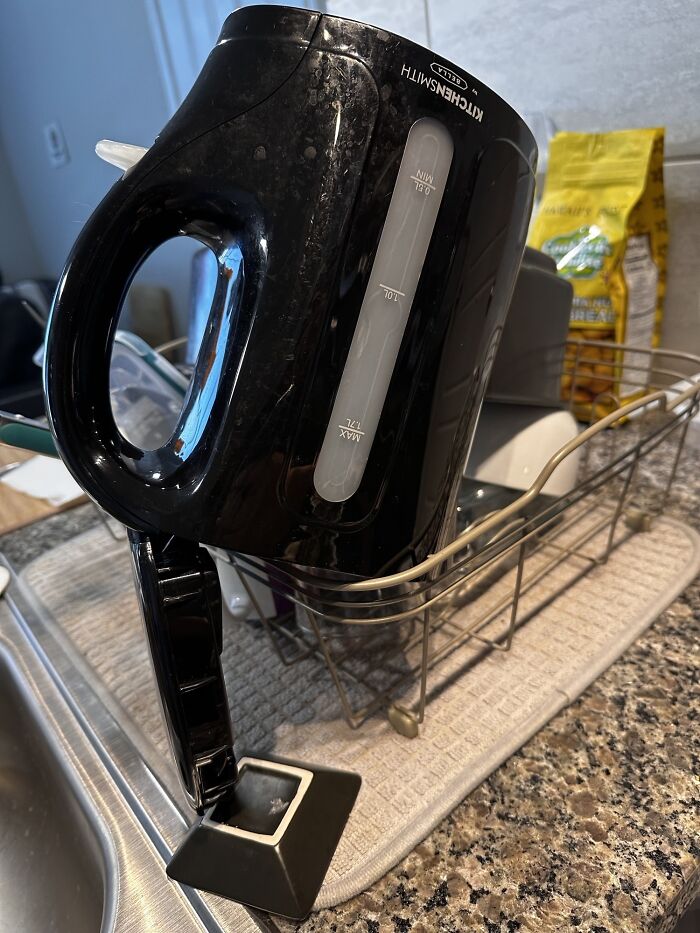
387;704;420;738
625;508;653;532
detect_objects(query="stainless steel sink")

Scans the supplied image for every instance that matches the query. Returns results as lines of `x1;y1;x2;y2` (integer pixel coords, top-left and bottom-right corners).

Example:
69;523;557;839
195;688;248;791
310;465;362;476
0;649;107;932
0;557;264;933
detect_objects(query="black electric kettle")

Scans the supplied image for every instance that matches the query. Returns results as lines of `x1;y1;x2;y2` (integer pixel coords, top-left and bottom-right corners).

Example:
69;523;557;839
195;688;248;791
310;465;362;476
43;4;536;884
44;5;536;581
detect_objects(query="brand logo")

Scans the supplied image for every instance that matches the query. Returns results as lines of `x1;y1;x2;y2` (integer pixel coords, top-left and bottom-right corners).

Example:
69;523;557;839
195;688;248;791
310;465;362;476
430;62;467;91
541;225;612;278
400;64;483;123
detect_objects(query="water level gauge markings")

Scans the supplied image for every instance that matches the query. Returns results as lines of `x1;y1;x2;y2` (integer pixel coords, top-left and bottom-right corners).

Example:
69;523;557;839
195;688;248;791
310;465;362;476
379;283;405;301
338;418;365;442
410;169;436;195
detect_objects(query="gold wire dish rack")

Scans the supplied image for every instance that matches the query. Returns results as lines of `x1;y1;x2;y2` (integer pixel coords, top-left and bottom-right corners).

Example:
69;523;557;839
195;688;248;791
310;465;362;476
220;339;700;737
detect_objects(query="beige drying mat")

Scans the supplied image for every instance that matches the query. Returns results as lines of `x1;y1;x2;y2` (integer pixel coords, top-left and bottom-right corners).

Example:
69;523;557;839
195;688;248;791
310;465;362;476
19;512;700;910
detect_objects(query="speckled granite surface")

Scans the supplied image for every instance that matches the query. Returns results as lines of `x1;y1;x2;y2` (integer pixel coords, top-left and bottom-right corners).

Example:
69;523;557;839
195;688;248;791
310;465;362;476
1;436;698;933
0;503;98;568
272;582;699;933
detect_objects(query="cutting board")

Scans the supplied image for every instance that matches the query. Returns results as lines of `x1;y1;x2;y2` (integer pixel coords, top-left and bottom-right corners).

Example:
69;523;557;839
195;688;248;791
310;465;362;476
0;445;86;535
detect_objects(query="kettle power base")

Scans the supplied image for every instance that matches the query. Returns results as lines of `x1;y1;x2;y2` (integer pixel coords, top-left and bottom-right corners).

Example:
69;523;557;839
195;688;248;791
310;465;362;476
167;756;361;919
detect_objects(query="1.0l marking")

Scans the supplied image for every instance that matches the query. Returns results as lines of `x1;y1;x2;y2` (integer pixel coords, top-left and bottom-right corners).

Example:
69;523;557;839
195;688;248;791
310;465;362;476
379;284;405;301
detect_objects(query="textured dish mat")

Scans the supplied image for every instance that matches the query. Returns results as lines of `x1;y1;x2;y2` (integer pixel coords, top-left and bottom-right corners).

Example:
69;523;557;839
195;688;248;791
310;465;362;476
20;514;700;910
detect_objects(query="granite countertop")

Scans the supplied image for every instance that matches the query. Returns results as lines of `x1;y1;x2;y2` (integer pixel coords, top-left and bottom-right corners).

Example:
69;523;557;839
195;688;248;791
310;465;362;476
1;437;698;933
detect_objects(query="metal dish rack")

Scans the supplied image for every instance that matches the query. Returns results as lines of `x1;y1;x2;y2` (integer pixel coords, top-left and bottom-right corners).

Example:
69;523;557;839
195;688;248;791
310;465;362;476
223;340;700;737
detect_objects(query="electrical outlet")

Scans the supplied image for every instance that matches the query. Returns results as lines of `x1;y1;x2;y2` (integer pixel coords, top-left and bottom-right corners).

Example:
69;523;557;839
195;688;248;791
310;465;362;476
43;121;70;168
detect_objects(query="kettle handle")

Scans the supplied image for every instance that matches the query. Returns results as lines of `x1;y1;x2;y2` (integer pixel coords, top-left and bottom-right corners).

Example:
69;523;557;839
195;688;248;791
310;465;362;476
43;169;261;532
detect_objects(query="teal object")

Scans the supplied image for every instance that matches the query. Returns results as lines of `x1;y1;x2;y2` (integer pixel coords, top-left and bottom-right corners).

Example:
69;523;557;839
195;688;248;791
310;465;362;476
0;329;187;462
0;413;58;458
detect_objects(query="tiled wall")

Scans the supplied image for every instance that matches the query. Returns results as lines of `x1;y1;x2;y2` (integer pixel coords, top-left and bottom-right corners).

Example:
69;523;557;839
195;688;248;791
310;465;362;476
328;0;700;361
663;161;700;357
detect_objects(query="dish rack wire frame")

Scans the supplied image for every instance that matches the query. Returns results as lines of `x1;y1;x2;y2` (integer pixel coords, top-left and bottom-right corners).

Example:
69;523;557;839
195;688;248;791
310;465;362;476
223;340;700;737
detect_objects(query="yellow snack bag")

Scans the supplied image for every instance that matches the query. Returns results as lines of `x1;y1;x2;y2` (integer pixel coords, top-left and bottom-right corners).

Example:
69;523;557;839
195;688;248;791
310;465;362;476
528;128;667;419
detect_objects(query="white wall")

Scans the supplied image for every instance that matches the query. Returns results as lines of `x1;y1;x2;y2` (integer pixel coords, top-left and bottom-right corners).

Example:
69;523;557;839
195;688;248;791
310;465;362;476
0;138;43;284
1;0;698;351
0;0;195;332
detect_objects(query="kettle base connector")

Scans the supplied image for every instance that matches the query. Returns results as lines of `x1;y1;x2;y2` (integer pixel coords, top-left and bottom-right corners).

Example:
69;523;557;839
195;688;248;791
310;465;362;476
167;755;361;920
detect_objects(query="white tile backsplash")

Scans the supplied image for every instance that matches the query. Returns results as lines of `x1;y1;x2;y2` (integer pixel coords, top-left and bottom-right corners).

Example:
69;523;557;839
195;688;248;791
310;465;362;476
426;0;700;158
661;160;700;359
325;0;428;46
324;1;699;352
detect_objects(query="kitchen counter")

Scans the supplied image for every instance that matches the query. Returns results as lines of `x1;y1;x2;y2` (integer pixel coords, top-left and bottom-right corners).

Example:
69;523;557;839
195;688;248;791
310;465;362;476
1;441;698;933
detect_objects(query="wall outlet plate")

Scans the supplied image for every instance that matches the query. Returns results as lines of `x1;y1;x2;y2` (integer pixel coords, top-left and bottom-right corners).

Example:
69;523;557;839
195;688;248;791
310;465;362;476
43;121;70;168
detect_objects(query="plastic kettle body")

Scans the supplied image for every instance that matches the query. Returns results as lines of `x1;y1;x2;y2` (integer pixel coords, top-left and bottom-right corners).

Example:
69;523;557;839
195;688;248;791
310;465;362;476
44;6;536;581
42;7;536;815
